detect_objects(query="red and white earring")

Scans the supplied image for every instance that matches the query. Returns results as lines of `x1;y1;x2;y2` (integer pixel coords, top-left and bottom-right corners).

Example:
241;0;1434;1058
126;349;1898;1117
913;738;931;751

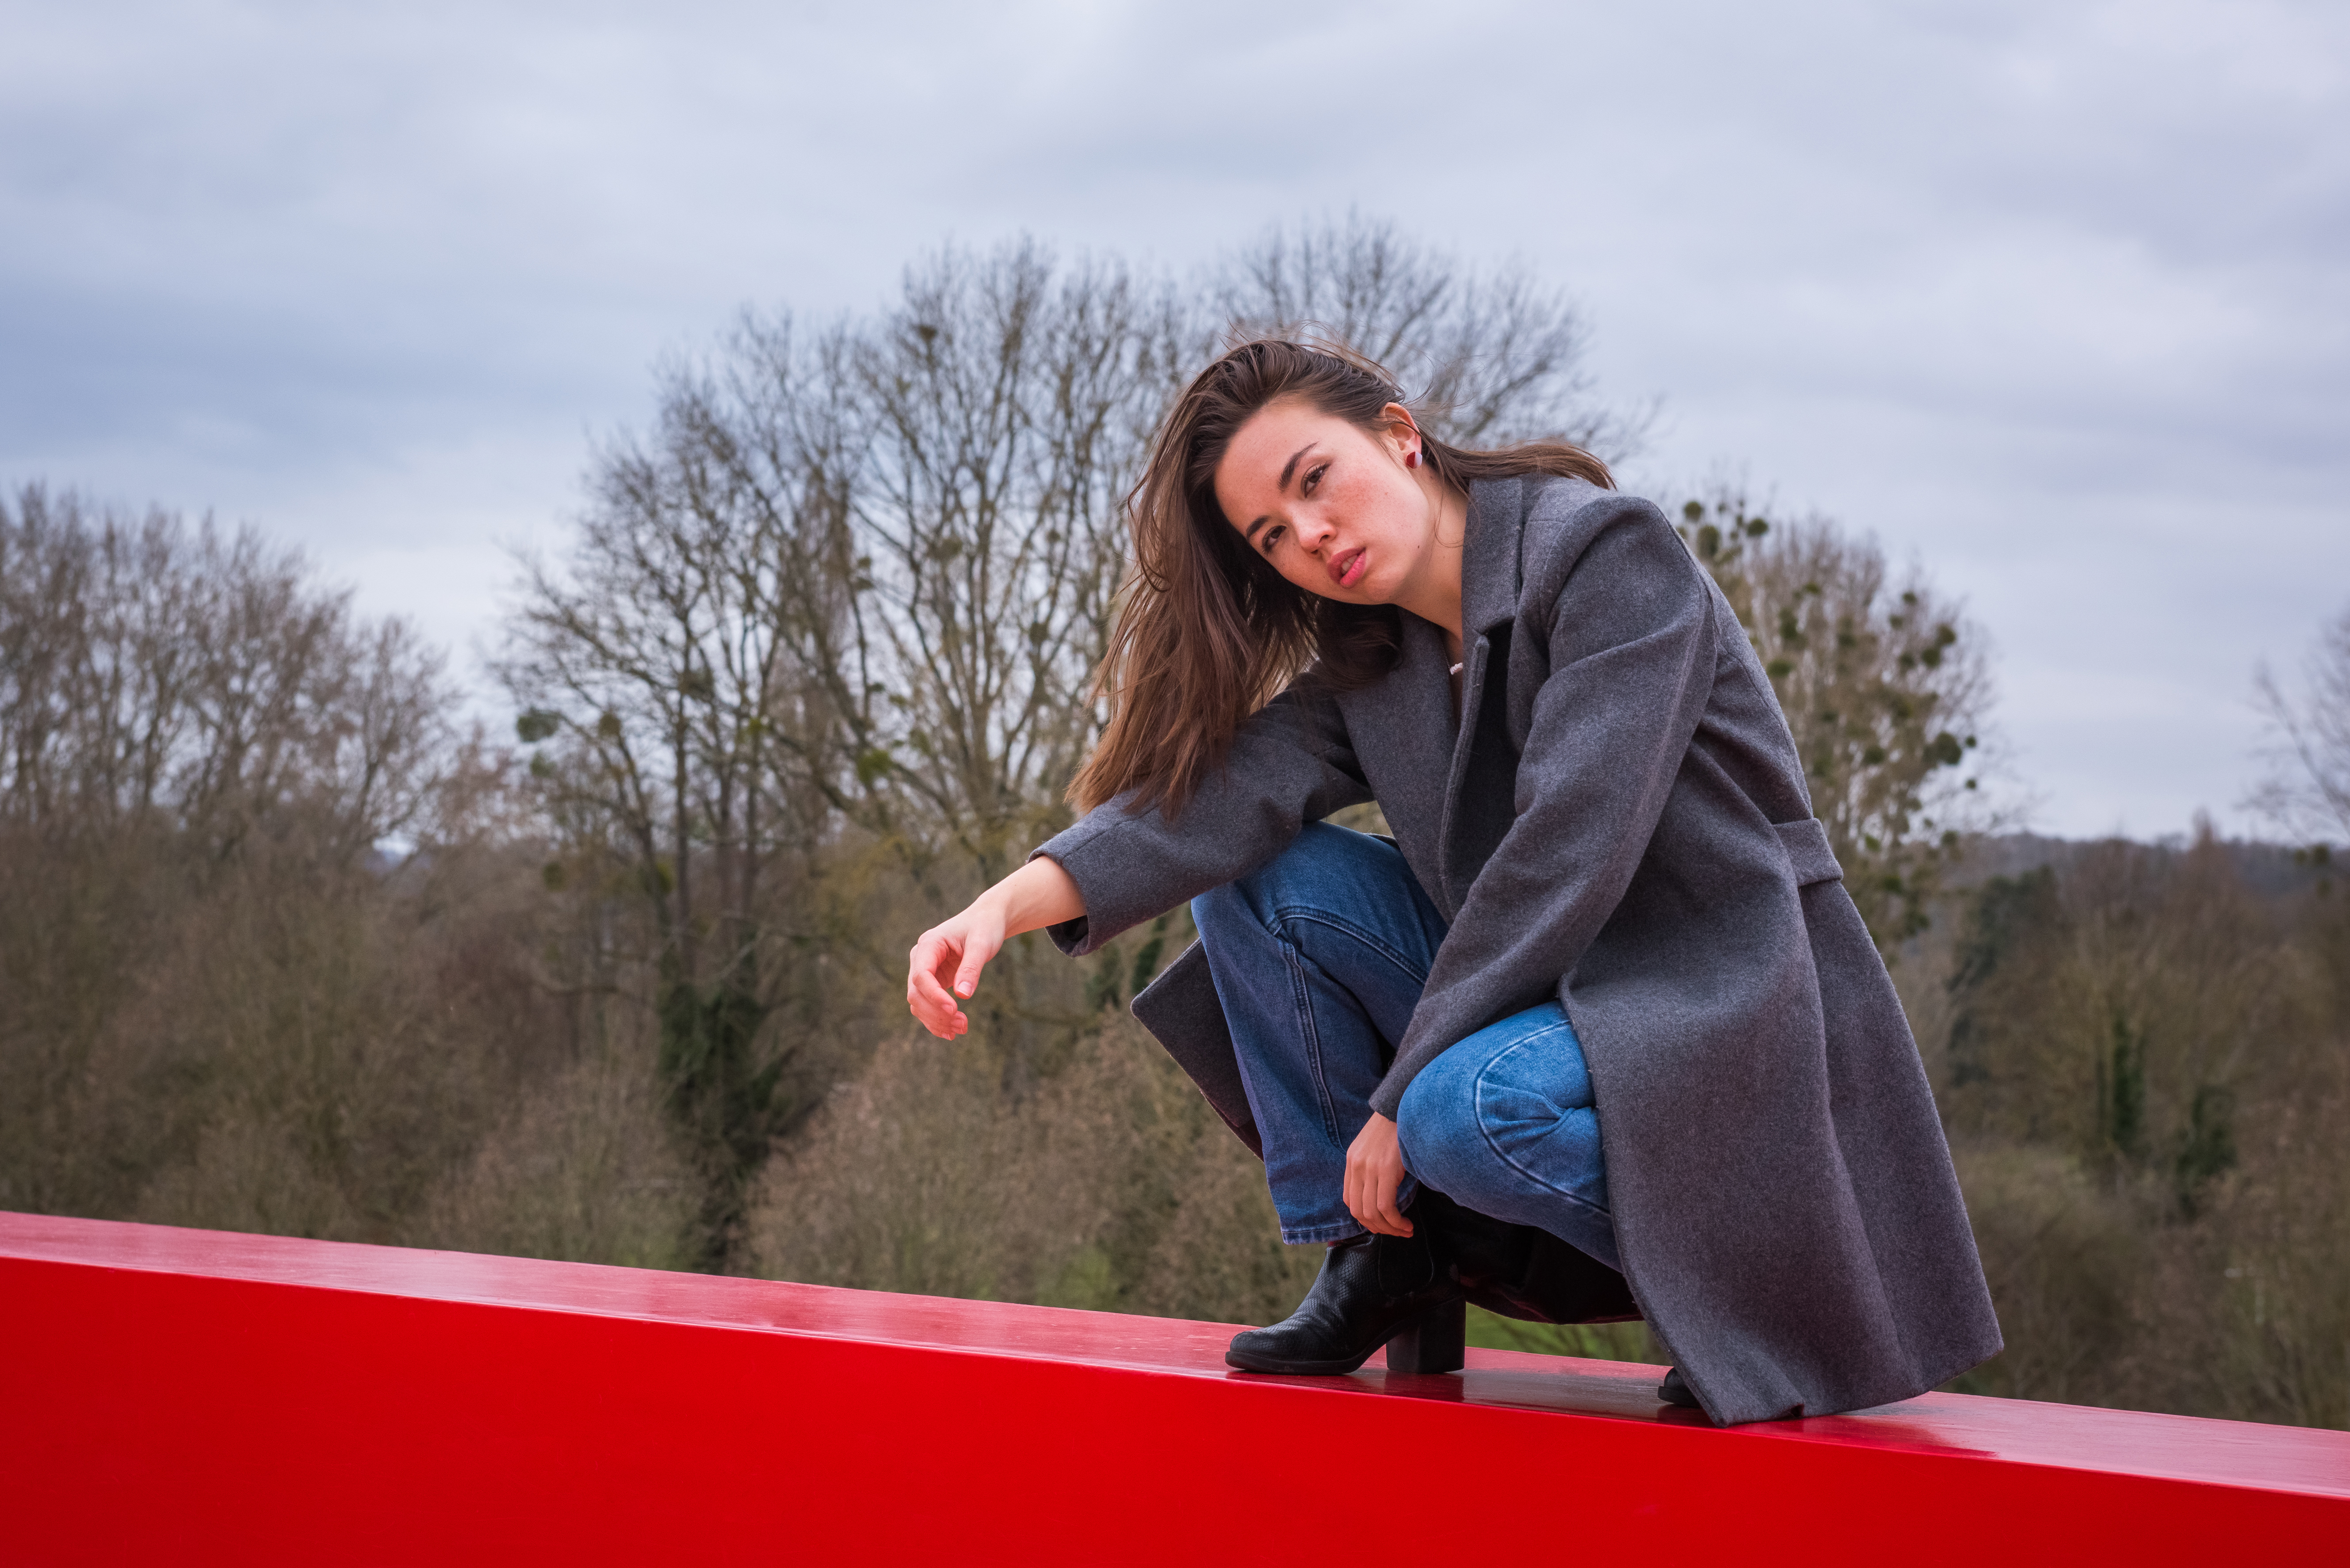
1405;447;1422;469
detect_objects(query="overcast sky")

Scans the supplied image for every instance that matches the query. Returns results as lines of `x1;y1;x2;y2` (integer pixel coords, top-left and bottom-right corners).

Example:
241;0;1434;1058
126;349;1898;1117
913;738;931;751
4;0;2344;839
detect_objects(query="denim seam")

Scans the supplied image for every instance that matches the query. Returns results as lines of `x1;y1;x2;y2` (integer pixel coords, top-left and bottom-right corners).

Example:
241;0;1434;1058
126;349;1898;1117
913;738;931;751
1259;904;1431;1148
1278;935;1344;1145
1472;1034;1612;1221
1265;907;1435;990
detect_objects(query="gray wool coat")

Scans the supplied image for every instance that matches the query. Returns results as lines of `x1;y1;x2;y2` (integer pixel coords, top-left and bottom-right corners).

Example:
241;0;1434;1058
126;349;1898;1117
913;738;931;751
1033;475;2002;1424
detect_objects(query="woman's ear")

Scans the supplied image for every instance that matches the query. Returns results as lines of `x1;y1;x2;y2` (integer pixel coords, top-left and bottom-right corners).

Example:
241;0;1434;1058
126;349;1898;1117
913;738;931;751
1380;402;1422;468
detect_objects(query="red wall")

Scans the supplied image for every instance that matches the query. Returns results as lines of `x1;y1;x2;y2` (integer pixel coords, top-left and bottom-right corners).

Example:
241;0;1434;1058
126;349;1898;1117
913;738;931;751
3;1213;2343;1565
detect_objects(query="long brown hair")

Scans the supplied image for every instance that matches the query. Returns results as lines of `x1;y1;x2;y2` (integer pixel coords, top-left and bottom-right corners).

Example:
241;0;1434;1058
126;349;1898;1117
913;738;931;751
1071;338;1612;817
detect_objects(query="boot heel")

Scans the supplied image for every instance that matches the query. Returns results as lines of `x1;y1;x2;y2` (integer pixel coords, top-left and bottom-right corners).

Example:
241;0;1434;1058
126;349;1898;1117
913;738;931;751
1385;1296;1466;1373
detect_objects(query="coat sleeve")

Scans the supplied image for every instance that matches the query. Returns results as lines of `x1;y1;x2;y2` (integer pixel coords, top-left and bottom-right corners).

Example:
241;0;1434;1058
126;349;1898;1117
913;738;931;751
1370;496;1718;1117
1029;683;1371;957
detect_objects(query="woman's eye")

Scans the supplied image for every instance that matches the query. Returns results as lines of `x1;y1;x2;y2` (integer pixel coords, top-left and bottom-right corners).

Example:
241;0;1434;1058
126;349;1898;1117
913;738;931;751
1261;526;1285;554
1303;464;1327;495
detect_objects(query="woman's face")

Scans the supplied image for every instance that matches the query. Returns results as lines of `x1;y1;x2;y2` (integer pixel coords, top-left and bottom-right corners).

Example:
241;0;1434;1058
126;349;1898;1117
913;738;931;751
1213;397;1438;607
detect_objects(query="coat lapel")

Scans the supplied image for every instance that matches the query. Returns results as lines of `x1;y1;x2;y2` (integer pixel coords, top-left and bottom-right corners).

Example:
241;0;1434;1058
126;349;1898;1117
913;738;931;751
1336;614;1456;908
1458;477;1529;640
1436;478;1532;910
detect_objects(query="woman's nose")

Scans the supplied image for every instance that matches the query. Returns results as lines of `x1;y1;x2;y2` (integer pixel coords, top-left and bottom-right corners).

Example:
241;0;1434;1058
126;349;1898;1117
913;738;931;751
1295;511;1335;553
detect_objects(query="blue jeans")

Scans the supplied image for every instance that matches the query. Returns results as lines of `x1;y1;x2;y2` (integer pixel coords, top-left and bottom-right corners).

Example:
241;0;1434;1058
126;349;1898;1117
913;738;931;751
1190;823;1620;1271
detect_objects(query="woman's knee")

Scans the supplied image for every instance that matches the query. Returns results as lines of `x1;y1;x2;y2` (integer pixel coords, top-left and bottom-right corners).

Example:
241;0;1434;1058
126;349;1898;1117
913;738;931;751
1398;1008;1597;1198
1395;1048;1486;1192
1459;1004;1593;1110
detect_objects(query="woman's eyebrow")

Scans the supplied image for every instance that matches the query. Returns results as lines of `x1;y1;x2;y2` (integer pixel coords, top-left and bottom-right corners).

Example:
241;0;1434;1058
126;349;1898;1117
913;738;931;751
1277;443;1316;492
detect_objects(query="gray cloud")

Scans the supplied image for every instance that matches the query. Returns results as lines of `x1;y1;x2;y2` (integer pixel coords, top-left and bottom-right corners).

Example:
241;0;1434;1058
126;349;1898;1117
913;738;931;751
3;0;2343;836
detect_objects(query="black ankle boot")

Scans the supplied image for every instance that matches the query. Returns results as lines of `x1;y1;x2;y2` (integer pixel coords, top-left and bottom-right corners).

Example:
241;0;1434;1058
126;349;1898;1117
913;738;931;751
1407;1186;1532;1295
1226;1228;1462;1375
1409;1186;1641;1326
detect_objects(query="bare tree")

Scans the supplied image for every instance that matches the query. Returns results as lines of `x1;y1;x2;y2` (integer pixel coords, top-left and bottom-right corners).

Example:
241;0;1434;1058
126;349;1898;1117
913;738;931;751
496;334;869;1268
0;484;474;1223
850;243;1190;883
0;485;452;861
501;242;1199;1183
1212;212;1646;455
2250;603;2350;847
1678;489;1998;946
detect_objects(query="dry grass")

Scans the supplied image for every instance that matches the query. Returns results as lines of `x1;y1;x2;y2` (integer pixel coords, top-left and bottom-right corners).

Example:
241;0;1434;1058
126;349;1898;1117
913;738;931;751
416;1046;698;1270
748;1015;1320;1324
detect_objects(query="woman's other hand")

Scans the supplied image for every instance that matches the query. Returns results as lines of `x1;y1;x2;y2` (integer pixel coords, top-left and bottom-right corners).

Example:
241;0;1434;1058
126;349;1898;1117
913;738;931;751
1344;1114;1413;1237
906;856;1085;1039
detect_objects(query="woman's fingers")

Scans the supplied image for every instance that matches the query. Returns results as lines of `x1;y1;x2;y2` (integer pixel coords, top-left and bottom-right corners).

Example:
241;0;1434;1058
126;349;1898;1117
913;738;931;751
904;864;1077;1040
1344;1115;1413;1237
906;931;967;1037
906;898;1012;1038
952;930;997;1000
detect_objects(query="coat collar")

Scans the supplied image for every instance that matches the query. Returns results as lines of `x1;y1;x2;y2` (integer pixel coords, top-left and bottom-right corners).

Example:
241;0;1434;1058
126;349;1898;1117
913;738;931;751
1460;476;1530;636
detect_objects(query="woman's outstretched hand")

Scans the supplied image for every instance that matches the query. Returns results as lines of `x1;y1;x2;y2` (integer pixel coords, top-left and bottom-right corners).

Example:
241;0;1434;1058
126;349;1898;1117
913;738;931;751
906;856;1085;1039
1345;1114;1413;1237
907;902;1004;1039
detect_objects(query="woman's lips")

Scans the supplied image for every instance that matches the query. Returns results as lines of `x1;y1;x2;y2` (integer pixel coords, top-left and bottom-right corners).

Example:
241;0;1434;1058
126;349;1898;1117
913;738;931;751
1330;547;1367;589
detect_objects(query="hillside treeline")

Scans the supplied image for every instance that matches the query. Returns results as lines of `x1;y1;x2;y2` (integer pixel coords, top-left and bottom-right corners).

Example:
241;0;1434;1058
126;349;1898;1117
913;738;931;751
2;225;2342;1429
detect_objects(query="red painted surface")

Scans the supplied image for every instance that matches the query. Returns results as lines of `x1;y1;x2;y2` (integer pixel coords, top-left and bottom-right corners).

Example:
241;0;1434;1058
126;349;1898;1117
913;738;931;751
2;1212;2343;1565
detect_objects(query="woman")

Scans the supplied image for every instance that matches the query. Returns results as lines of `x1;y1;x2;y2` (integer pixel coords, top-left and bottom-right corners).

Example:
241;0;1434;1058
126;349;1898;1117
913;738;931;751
905;340;1999;1425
